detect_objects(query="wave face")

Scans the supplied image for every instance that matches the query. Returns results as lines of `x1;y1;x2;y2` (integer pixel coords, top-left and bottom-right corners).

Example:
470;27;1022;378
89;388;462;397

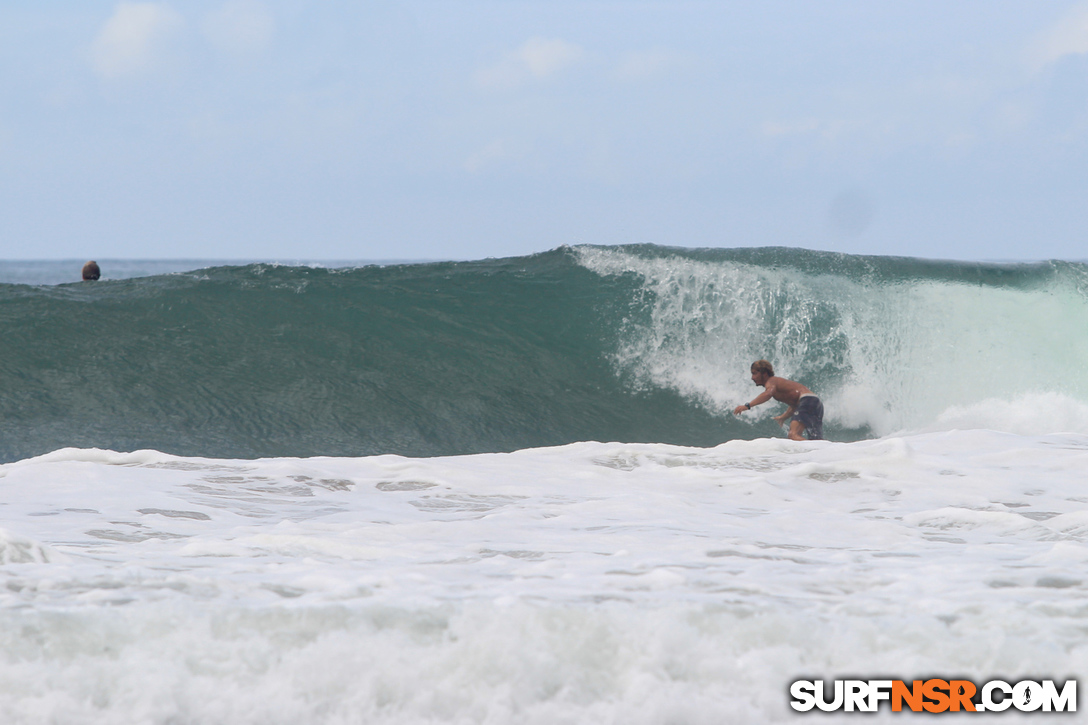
3;245;1087;461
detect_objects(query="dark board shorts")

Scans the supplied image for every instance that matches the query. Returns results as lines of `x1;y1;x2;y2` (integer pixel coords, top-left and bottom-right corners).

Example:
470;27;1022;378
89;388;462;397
792;395;824;440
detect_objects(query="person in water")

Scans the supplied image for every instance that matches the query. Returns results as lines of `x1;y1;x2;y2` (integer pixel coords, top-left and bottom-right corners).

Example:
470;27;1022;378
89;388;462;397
82;261;101;281
733;359;824;441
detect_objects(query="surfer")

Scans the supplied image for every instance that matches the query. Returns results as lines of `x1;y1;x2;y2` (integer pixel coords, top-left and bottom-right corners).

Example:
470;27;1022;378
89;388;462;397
82;261;101;281
733;360;824;441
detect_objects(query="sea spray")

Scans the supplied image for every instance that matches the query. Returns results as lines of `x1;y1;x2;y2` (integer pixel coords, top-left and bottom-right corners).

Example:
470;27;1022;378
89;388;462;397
576;245;1088;436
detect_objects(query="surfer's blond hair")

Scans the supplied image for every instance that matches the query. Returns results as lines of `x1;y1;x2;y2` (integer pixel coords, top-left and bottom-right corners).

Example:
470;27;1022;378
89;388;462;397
751;360;774;377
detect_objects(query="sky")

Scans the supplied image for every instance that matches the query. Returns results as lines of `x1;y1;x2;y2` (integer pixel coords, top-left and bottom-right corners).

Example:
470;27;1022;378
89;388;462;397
2;1;1088;262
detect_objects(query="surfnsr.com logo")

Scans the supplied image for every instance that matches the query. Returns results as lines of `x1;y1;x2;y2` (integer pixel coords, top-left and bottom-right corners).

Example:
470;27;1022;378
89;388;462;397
790;679;1076;713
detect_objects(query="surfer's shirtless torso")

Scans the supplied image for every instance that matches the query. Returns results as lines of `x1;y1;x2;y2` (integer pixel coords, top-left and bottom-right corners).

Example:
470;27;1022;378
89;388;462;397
755;375;813;408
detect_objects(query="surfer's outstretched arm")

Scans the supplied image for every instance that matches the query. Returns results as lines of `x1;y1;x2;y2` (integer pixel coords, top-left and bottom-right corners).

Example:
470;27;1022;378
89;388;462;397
734;388;774;415
733;380;778;415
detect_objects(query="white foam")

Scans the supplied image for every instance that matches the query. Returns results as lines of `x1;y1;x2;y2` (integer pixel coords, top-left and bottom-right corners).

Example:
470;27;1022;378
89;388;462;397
921;392;1088;436
0;528;63;565
576;247;1088;436
2;432;1087;721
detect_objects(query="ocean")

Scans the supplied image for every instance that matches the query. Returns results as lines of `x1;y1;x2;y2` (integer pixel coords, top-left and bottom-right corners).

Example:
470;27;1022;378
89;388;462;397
1;245;1086;722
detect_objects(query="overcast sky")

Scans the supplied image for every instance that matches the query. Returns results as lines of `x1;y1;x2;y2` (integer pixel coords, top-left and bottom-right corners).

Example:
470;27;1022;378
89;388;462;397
2;1;1087;261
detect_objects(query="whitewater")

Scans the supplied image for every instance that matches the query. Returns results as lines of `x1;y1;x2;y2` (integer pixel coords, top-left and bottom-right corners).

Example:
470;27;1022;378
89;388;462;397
1;246;1086;723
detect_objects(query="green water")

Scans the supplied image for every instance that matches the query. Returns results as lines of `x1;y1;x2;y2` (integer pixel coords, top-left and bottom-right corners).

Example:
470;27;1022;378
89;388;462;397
2;245;1086;462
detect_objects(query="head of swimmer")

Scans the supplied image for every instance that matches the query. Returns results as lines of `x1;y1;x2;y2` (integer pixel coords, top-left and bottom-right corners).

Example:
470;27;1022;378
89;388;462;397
750;359;774;386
